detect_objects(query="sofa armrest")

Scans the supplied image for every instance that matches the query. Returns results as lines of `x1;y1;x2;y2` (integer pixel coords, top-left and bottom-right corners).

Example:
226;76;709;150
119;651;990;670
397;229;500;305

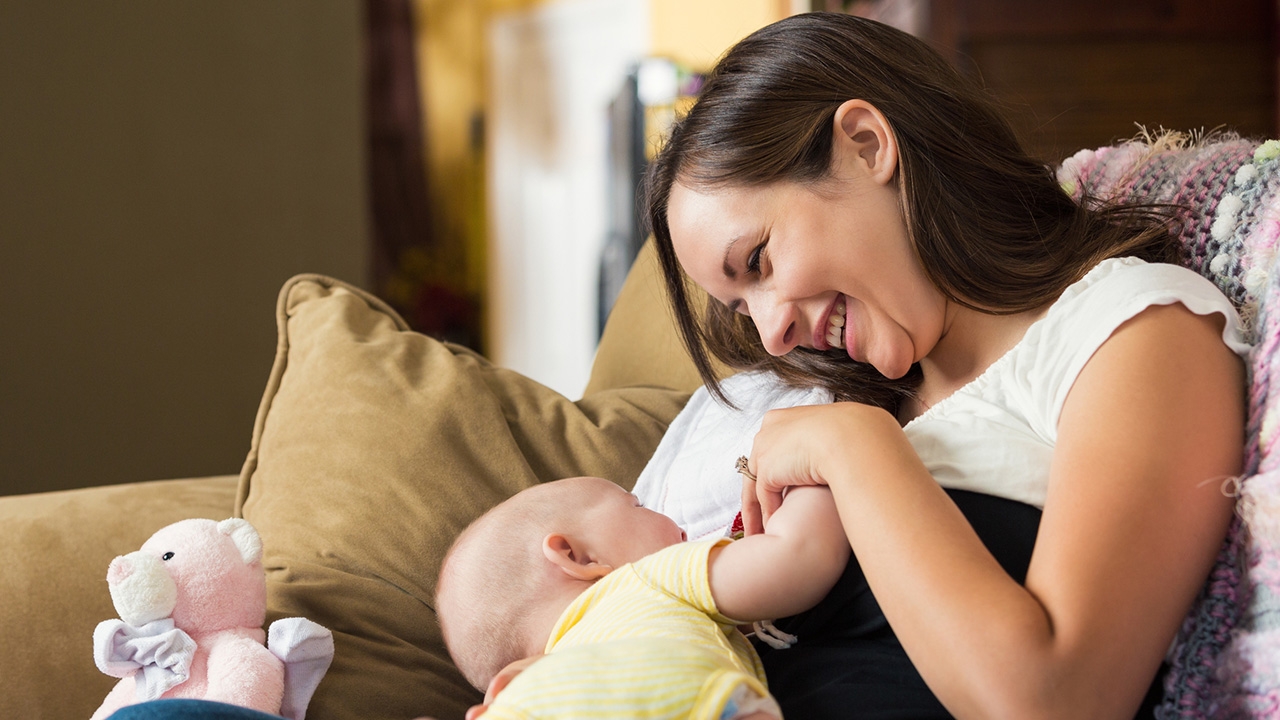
1;475;238;719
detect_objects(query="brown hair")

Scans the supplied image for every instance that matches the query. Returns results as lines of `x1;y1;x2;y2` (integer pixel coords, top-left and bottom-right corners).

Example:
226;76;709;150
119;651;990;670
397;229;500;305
644;13;1179;412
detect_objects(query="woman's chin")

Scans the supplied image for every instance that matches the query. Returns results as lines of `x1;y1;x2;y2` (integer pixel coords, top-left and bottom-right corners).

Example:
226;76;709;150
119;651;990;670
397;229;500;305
870;356;911;380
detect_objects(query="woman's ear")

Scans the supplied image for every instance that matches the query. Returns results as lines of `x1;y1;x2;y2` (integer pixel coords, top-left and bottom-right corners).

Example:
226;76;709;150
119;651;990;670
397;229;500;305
542;533;613;581
832;99;898;186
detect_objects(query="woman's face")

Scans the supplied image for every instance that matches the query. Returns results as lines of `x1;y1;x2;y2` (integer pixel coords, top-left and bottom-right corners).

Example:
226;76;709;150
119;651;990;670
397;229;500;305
667;165;947;380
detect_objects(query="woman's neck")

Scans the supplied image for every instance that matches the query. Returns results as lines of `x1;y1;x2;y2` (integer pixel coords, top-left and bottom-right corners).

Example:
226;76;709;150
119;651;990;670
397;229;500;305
908;303;1048;417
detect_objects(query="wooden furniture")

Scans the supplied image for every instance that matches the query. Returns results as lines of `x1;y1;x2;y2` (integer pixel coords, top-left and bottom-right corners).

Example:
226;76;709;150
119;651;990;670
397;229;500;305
850;0;1277;161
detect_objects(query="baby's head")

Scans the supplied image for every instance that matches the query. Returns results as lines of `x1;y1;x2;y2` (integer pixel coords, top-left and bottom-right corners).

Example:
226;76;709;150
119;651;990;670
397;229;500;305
436;476;685;690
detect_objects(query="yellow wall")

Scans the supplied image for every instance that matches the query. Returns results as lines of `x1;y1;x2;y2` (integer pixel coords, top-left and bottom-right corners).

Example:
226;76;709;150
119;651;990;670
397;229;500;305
651;0;789;70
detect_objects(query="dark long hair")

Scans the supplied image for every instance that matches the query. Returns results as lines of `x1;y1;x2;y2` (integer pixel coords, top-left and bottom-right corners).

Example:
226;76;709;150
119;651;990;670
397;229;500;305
644;12;1179;412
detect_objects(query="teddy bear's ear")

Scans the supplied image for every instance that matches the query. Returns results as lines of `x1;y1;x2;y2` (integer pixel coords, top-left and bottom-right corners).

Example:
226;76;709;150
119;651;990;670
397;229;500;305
217;518;264;565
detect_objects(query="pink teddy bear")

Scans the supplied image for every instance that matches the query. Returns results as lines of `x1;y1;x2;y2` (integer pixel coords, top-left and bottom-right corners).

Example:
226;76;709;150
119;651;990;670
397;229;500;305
90;518;332;720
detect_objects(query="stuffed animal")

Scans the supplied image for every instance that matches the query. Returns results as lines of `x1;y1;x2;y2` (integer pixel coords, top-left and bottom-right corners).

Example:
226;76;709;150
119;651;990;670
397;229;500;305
90;518;333;720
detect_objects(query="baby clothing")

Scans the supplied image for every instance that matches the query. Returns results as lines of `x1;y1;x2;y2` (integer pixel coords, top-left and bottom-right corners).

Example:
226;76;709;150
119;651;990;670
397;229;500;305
904;256;1251;508
482;538;779;720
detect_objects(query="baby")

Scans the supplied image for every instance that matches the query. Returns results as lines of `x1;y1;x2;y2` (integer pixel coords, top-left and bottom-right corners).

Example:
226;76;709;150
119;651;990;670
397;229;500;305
435;474;850;720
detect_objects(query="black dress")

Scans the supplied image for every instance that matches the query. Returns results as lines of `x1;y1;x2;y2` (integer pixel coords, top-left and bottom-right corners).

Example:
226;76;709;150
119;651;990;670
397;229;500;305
753;489;1165;719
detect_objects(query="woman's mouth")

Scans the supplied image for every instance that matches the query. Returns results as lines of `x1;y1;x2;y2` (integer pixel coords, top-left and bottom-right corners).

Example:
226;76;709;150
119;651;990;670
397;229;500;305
825;297;847;350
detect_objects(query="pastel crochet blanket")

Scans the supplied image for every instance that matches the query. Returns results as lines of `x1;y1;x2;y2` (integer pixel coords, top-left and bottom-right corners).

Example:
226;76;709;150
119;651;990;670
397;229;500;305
1058;133;1280;718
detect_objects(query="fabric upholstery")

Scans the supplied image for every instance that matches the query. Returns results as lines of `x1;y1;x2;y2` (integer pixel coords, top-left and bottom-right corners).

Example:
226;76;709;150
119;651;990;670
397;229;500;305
585;241;711;396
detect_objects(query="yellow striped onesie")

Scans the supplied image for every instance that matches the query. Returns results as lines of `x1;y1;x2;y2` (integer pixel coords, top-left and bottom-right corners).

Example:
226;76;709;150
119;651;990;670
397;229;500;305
482;538;779;719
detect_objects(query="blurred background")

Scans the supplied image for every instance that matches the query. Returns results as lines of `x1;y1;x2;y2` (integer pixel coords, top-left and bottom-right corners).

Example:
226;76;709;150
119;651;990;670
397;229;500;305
1;0;1275;495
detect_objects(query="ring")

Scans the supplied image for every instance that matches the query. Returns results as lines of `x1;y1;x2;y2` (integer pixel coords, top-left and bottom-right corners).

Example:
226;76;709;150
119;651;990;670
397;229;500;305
735;456;757;482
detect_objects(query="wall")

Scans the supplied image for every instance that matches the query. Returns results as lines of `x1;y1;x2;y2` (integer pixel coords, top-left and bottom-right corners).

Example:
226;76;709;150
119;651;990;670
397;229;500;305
650;0;794;70
0;1;369;495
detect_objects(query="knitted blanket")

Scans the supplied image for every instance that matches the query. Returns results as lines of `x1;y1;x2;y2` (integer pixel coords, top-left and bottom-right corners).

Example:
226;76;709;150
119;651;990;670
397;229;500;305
1058;133;1280;718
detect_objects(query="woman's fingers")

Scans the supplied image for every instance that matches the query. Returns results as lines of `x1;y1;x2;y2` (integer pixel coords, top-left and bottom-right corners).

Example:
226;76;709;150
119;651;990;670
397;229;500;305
748;403;909;528
740;477;765;536
749;406;832;528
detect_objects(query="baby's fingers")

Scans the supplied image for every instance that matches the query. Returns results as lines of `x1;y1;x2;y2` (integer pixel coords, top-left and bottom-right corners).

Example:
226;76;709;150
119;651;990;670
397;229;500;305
740;477;765;536
484;654;542;704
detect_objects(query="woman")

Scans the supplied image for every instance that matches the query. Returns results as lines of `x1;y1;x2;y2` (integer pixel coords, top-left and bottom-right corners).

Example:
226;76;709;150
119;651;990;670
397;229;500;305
646;12;1247;720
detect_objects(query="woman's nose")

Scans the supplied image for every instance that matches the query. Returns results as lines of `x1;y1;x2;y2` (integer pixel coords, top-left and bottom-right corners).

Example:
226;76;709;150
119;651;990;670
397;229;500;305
751;297;800;356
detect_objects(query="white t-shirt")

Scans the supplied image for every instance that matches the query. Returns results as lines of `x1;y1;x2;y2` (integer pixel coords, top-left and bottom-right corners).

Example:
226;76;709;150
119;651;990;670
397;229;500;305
632;372;832;541
904;256;1250;508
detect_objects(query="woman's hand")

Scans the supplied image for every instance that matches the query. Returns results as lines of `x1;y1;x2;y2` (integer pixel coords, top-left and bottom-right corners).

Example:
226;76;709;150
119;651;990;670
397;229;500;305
741;402;904;534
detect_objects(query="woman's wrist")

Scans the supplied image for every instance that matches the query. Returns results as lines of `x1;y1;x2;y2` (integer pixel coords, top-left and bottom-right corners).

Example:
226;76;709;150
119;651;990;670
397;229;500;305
818;403;903;481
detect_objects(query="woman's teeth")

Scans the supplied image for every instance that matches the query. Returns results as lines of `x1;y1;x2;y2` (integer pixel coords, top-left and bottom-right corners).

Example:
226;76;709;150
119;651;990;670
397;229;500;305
826;299;846;350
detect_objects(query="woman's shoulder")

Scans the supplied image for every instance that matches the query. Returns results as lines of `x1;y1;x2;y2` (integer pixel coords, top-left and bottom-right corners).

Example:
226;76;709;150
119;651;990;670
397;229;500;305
1064;256;1219;301
1020;256;1249;435
1043;256;1249;358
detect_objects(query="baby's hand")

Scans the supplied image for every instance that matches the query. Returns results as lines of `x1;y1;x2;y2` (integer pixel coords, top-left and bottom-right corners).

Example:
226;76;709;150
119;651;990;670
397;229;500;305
465;654;545;718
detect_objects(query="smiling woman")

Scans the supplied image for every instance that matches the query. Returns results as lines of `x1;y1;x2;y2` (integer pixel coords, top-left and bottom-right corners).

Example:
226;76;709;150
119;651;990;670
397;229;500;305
666;102;940;381
647;13;1181;415
644;12;1248;720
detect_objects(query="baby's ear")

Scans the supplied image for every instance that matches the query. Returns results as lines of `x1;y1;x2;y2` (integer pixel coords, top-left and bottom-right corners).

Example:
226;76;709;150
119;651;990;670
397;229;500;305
542;533;612;581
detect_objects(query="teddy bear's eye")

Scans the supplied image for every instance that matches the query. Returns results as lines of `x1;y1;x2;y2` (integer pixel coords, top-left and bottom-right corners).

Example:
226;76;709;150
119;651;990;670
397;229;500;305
161;552;175;561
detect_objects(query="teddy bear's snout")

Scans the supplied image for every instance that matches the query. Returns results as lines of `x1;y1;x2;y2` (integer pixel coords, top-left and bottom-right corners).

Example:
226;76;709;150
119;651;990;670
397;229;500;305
106;551;178;628
106;556;132;584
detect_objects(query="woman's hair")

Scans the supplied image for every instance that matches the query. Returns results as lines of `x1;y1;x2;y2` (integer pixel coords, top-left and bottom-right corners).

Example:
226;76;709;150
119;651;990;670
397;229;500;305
643;12;1180;412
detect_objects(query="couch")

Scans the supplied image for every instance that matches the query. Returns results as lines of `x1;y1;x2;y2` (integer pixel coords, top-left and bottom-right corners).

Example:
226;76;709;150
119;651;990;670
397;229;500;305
5;134;1279;720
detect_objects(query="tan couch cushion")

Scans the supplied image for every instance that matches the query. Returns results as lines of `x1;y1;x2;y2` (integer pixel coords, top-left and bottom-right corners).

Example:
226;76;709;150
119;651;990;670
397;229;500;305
237;273;691;720
585;241;708;396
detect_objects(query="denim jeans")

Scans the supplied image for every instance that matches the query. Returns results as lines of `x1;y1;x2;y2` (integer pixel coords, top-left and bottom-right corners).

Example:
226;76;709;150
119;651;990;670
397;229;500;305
107;700;283;720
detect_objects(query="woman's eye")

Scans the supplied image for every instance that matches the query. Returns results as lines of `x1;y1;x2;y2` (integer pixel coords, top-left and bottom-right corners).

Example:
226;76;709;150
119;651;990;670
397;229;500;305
746;243;765;273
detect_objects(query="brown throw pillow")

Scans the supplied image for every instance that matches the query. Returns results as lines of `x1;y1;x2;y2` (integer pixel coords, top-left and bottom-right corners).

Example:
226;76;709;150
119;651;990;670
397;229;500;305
236;274;689;720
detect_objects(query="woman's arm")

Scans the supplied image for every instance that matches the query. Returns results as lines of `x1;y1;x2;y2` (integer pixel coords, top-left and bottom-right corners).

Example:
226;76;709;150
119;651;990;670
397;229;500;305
748;304;1243;720
707;485;851;622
